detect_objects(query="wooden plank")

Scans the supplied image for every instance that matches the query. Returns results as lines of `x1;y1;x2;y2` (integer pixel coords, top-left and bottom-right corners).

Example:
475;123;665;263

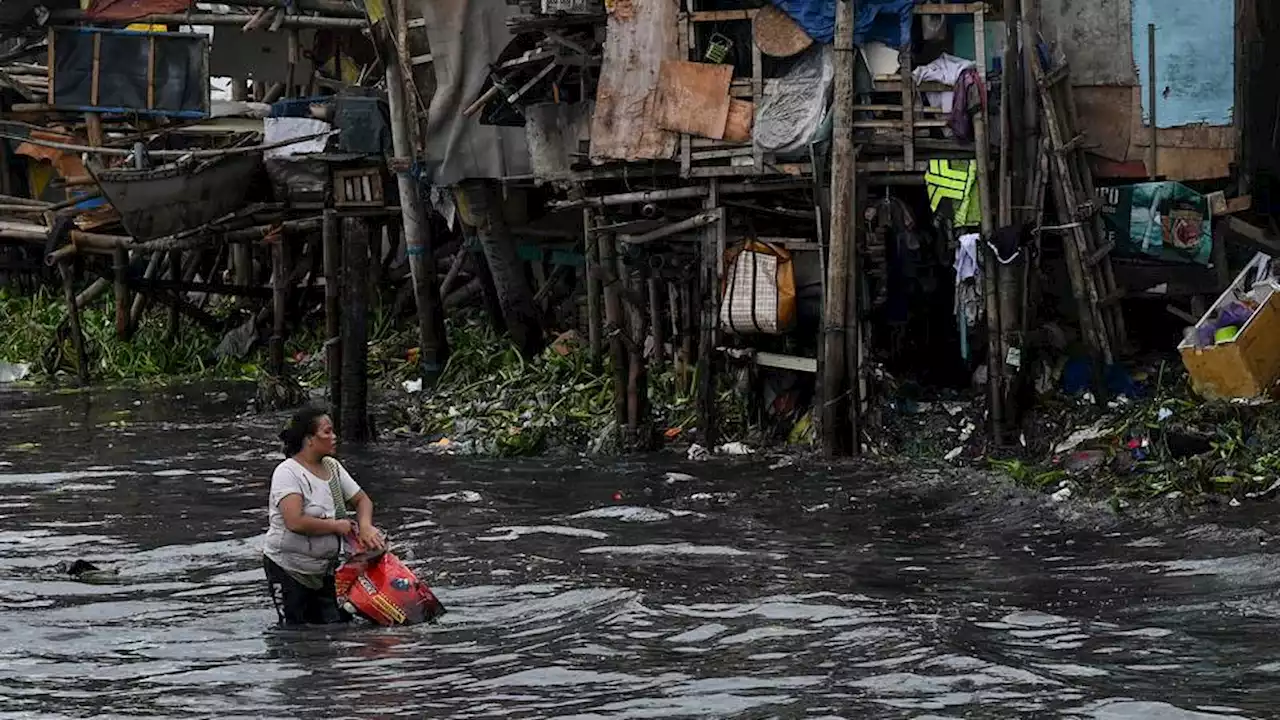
854;119;949;128
654;60;733;140
723;98;753;143
147;35;156;109
90;33;101;107
45;29;55;105
873;78;951;92
755;351;817;373
751;32;763;171
688;9;757;22
589;0;679;163
853;103;947;114
687;163;810;178
1223;217;1280;255
679;13;691;177
691;146;754;161
900;48;914;168
915;3;986;14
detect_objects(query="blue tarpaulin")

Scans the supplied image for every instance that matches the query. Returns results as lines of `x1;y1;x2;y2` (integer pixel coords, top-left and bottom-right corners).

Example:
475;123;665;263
768;0;917;47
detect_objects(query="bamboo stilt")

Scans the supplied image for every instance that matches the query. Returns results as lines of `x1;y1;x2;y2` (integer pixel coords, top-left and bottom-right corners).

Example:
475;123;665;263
695;187;720;449
130;252;164;324
76;277;110;309
270;236;286;376
322;210;342;428
59;262;90;385
387;0;447;384
647;274;665;367
167;248;181;339
822;0;856;457
339;218;371;442
112;246;128;339
624;257;651;449
599;230;627;434
969;9;1003;442
584;207;603;360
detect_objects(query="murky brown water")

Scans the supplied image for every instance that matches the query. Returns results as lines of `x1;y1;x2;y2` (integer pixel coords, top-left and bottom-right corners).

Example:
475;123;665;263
2;384;1279;718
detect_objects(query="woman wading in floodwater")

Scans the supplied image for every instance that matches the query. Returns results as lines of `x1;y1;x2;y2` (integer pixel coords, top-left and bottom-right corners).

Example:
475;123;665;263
263;408;386;625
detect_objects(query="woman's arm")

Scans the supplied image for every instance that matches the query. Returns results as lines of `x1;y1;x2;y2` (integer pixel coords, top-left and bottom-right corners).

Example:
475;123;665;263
350;491;386;550
279;494;353;536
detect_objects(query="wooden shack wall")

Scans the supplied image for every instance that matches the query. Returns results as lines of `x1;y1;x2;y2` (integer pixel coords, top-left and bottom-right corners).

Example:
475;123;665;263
1039;0;1239;182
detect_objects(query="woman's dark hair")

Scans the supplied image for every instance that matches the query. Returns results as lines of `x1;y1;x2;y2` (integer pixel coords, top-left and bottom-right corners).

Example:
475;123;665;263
279;407;329;456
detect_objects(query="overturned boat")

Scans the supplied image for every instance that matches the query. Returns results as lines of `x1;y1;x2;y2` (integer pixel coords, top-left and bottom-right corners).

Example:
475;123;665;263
89;152;260;241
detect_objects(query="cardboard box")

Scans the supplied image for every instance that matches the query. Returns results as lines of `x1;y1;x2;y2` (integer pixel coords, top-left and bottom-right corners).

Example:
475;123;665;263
1179;253;1280;399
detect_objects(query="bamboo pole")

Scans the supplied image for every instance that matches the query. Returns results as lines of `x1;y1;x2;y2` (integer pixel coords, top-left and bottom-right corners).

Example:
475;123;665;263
439;245;467;296
623;254;650;449
584;207;603;360
59;262;90;385
112;246;129;339
76;278;110;309
386;1;446;384
221;0;367;18
339;217;371;443
600;230;627;434
1020;0;1040;226
270;237;286;375
973;10;1003;442
822;0;856;457
130;252;164;324
49;10;367;28
678;279;694;393
695;189;720;449
648;274;665;367
550;181;817;210
620;211;720;244
0;131;335;158
322;210;342;428
1148;23;1158;180
168;249;181;338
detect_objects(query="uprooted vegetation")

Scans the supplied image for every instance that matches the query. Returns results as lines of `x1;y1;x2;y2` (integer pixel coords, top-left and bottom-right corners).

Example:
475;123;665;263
382;318;754;456
986;367;1280;508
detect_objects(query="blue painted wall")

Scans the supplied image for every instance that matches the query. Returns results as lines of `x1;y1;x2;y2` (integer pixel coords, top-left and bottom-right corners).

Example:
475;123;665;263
1132;0;1234;128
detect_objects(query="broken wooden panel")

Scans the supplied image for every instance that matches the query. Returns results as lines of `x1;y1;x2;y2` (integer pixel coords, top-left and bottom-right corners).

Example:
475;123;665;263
655;60;733;140
526;101;594;179
588;0;679;163
723;99;754;143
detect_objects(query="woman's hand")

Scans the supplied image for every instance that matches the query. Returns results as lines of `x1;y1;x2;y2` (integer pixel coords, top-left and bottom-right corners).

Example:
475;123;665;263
331;518;356;537
358;523;387;551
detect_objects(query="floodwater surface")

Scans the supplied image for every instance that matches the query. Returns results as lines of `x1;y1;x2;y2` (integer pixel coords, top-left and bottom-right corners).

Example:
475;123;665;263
2;386;1280;719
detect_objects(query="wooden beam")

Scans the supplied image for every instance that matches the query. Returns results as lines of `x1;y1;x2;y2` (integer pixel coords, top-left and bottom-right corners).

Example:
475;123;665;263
1223;216;1280;255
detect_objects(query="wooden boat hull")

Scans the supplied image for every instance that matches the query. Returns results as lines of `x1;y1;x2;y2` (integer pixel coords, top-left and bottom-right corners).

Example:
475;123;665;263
91;153;261;241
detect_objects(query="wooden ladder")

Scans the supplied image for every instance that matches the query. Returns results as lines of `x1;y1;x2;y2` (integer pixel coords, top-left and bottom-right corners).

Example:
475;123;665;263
1031;54;1127;366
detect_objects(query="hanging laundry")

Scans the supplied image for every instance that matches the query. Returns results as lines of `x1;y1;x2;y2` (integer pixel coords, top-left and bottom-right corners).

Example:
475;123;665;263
948;67;987;142
926;159;981;228
912;53;987;141
954;232;979;282
954;232;983;362
987;224;1032;265
912;53;975;113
